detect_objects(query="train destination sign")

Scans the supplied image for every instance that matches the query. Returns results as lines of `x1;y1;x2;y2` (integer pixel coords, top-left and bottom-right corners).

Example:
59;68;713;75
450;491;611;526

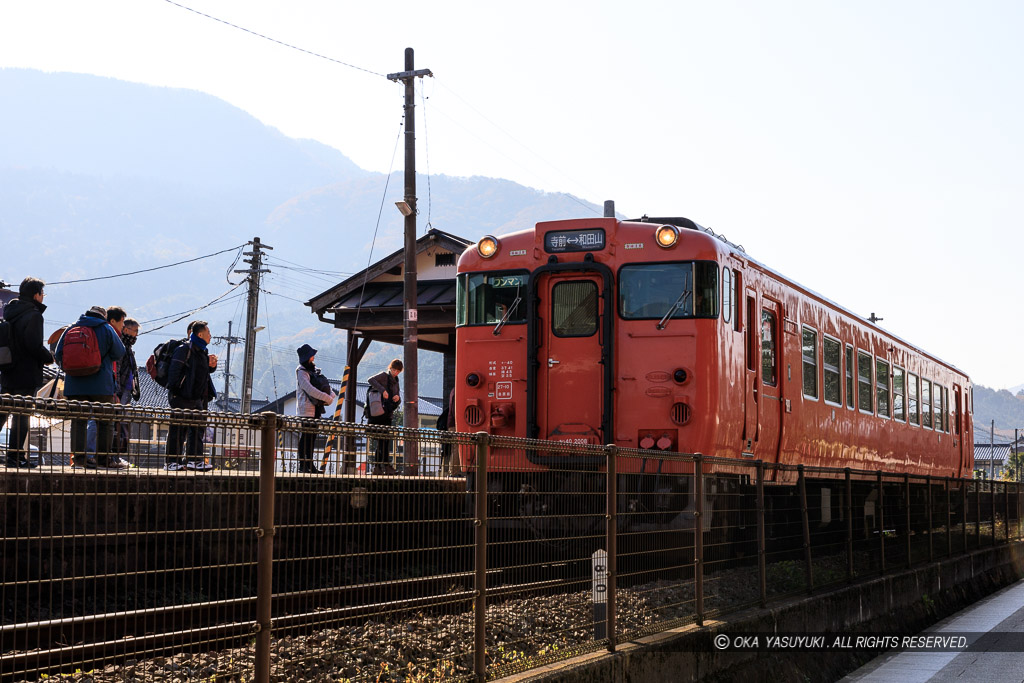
544;228;606;253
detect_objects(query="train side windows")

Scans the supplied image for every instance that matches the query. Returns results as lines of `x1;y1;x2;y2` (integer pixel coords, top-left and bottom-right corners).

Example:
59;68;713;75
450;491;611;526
801;326;818;399
908;373;920;425
823;337;841;405
761;310;777;386
875;359;891;418
857;351;873;414
733;272;742;331
746;297;756;371
945;387;952;432
934;385;945;432
845;344;855;409
893;367;906;421
722;268;732;325
551;281;598;337
922;379;933;429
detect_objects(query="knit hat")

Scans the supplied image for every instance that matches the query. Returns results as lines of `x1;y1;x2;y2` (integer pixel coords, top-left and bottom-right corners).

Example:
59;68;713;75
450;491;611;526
297;343;317;365
86;305;107;318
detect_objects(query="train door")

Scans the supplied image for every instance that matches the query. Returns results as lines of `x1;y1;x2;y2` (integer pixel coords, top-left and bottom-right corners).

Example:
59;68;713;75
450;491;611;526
954;384;965;477
756;299;783;463
536;272;607;445
743;290;759;452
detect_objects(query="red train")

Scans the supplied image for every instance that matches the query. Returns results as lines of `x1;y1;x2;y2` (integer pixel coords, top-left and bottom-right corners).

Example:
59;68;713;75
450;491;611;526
454;215;973;493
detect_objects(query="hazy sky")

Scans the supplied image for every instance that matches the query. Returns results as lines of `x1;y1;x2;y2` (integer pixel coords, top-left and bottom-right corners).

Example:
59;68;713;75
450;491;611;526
1;1;1021;391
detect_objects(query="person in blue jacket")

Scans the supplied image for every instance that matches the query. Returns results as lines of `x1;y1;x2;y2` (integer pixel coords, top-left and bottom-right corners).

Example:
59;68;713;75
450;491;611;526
54;305;126;469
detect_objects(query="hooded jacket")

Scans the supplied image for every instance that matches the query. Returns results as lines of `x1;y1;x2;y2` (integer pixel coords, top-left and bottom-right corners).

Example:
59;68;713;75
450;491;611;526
54;312;125;397
0;297;53;392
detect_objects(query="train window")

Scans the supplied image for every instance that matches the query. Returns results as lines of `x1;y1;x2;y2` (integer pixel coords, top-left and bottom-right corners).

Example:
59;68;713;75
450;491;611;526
722;268;732;325
857;351;873;414
551;281;598;337
801;326;818;399
922;379;933;429
908;373;920;425
876;359;891;418
618;261;718;320
845;345;855;409
823;337;841;405
746;297;756;370
893;367;906;421
761;310;777;386
456;271;529;327
935;385;945;432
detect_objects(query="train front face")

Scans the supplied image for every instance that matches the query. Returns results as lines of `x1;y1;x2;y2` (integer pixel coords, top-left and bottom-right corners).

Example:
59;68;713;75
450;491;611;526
455;217;725;472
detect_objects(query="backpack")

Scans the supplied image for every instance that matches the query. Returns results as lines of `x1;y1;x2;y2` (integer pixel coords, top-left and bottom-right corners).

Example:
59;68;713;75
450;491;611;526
59;325;102;377
0;319;13;372
147;338;187;388
306;369;332;407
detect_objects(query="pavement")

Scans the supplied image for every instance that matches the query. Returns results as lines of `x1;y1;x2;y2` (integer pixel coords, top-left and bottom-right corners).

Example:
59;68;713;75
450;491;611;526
841;578;1024;682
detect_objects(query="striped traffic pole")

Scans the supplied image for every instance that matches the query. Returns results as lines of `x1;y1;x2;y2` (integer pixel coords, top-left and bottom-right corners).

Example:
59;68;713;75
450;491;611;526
321;365;350;471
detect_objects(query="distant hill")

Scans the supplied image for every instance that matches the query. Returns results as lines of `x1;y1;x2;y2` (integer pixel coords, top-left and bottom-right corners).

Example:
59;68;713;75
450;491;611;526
973;385;1024;439
0;68;602;402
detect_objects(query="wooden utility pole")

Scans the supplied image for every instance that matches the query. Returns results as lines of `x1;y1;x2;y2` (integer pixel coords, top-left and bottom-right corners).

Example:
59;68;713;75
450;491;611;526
235;237;272;415
213;320;243;411
388;48;432;474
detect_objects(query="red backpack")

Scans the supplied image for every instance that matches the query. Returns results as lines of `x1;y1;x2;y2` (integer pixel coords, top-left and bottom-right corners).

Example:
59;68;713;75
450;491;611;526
60;325;102;377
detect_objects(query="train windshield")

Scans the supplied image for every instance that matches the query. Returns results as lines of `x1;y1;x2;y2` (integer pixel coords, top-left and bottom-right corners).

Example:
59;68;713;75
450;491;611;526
618;261;719;320
456;271;529;326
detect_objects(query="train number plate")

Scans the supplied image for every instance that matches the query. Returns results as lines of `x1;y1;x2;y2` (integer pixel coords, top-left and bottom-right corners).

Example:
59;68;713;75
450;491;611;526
495;382;513;399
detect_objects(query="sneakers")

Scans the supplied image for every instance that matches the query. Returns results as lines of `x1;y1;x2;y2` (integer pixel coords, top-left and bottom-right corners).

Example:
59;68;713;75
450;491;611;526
101;459;129;470
185;461;214;471
164;462;185;471
72;456;99;469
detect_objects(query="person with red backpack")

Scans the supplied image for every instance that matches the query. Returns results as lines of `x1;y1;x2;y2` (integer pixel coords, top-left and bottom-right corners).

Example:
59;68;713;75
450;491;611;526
54;305;126;469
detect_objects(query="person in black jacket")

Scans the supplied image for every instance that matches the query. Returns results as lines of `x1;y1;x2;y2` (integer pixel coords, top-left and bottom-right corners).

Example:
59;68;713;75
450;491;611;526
366;358;402;475
164;320;217;471
0;277;53;468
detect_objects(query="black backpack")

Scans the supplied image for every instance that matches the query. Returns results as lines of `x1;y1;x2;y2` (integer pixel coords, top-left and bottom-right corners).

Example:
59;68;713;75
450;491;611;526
0;319;13;372
146;338;187;388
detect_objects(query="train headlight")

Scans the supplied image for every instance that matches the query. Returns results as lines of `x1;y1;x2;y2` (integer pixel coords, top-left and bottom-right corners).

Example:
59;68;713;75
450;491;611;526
477;236;499;259
466;373;481;387
655;224;679;249
674;368;688;384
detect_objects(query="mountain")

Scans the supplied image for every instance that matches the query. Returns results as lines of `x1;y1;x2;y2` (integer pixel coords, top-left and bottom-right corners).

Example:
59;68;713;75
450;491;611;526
0;68;602;402
973;385;1024;440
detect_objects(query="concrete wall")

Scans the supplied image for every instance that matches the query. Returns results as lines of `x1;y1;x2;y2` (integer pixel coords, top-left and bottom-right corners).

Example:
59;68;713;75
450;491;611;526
505;542;1024;683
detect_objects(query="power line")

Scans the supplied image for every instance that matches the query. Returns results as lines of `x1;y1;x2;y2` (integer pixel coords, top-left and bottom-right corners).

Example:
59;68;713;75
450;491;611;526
138;282;247;335
48;244;246;285
162;0;385;78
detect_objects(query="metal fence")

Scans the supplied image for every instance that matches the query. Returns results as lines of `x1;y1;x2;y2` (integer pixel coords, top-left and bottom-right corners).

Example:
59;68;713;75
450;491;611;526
1;395;1021;682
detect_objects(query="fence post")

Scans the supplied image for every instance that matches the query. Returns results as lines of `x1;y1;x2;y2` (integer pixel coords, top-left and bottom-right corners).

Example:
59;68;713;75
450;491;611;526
255;411;278;683
756;460;767;606
878;471;886;574
473;432;489;683
927;475;933;563
605;444;617;653
845;468;853;582
946;477;952;558
904;474;912;569
694;455;704;627
961;479;967;552
1005;482;1010;543
990;480;996;546
975;480;981;548
798;465;812;593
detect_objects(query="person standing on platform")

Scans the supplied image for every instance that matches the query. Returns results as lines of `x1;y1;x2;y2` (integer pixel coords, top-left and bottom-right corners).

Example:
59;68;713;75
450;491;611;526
55;305;126;469
366;358;402;475
294;343;336;474
164;321;217;471
0;277;53;468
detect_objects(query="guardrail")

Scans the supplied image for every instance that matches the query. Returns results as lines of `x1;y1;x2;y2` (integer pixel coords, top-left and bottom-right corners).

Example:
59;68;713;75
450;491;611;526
1;395;1020;682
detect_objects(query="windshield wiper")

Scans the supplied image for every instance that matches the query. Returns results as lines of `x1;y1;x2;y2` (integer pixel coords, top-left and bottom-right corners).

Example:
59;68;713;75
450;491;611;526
657;290;691;330
493;294;522;336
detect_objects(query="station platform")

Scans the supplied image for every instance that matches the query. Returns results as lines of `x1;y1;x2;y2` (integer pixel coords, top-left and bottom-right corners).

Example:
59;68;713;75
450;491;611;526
842;578;1024;682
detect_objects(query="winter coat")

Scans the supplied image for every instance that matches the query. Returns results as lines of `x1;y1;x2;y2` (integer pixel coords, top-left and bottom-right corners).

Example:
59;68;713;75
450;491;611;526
296;365;336;418
367;370;401;414
115;344;138;405
0;297;53;392
167;339;217;404
54;313;125;397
